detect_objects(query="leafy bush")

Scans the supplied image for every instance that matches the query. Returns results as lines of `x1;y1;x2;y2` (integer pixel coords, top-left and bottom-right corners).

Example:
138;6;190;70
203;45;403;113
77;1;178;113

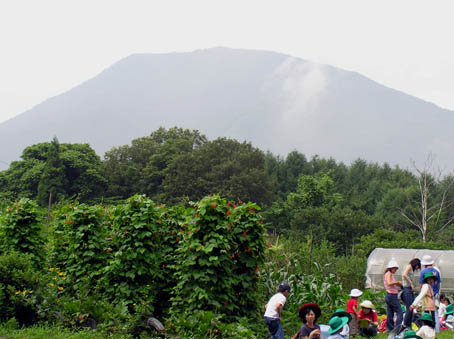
170;195;266;319
50;203;109;295
0;199;44;267
99;195;166;308
0;252;44;325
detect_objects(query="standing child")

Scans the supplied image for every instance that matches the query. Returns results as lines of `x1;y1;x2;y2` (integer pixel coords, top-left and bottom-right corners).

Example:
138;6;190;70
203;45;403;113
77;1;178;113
346;288;362;338
264;282;291;339
410;271;438;325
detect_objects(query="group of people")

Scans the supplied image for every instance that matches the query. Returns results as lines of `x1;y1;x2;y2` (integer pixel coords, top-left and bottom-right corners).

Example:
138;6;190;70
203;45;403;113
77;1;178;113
264;254;452;339
264;283;380;339
384;254;448;339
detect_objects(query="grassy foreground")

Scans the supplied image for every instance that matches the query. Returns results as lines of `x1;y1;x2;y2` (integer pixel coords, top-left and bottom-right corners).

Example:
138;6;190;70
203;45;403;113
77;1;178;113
1;325;454;339
0;325;132;339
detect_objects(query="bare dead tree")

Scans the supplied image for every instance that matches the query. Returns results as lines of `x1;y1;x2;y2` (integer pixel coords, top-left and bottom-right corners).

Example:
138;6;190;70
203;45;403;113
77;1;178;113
399;153;454;242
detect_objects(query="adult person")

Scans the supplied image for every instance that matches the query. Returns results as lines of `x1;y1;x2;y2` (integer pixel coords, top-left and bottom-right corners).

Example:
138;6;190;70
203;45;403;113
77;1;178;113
384;259;403;332
402;258;421;329
357;300;378;337
418;255;442;332
292;303;322;339
410;271;438;326
264;282;291;339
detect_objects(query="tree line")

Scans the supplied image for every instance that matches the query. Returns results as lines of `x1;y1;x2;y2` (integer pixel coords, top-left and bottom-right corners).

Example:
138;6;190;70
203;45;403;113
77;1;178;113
1;126;453;251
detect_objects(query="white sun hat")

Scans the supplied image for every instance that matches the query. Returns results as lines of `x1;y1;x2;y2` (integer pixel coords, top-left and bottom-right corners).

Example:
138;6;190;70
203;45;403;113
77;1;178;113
421;255;434;266
360;300;375;309
349;288;363;297
386;259;399;270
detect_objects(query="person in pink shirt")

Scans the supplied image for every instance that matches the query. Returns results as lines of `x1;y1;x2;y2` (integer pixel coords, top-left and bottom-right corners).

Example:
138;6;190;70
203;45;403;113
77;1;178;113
384;259;403;332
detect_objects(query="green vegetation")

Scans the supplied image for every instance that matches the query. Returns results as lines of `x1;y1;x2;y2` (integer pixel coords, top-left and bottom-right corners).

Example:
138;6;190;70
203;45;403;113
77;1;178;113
1;126;453;337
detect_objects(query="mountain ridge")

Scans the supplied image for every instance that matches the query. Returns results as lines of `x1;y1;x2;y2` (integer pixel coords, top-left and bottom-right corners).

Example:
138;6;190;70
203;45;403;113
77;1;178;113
1;47;453;171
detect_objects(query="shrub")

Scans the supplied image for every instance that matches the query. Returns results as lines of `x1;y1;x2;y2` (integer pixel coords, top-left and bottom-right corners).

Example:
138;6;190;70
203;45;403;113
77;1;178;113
99;195;165;308
0;252;44;325
170;195;266;319
0;198;44;267
50;203;109;295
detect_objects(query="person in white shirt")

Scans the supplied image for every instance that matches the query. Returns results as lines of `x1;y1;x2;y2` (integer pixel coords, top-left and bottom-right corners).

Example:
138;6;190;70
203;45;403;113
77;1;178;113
416;313;436;339
410;271;438;325
438;295;449;321
264;282;291;339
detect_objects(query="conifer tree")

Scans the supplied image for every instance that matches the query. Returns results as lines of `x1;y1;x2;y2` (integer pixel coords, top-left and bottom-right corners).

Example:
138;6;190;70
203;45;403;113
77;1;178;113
37;137;68;206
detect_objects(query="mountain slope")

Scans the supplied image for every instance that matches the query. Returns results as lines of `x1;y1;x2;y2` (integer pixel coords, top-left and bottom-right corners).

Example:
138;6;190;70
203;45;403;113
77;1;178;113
1;47;453;170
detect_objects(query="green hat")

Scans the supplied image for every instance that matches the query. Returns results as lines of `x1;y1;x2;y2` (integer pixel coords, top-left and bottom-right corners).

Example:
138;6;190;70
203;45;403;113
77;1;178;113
445;304;454;315
330;308;352;323
328;316;349;335
423;271;438;283
403;330;422;339
420;313;433;323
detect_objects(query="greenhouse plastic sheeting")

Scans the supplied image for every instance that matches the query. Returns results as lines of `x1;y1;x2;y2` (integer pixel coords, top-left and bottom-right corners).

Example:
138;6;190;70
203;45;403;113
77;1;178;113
366;248;454;293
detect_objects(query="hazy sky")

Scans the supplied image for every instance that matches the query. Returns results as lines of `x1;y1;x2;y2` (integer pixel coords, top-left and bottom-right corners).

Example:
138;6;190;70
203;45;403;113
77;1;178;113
1;0;453;125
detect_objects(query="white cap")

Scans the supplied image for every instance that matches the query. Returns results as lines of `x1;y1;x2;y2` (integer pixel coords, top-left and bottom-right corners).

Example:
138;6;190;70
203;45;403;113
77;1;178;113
421;255;434;266
386;259;399;269
349;288;363;297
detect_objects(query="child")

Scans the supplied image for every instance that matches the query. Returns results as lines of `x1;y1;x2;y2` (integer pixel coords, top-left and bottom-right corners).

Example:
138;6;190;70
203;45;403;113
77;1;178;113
438;295;450;322
402;331;422;339
441;303;454;330
410;272;438;325
346;288;362;337
264;282;291;339
327;316;350;339
330;308;352;339
416;313;435;339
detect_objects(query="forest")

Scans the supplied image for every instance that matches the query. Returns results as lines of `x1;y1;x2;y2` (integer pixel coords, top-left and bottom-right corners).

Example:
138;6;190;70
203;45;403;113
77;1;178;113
0;126;453;338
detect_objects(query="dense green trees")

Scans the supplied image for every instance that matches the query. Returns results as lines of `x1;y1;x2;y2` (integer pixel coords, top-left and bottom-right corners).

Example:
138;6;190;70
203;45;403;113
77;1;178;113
0;139;106;205
163;137;272;205
103;128;272;205
103;127;207;200
2;126;454;247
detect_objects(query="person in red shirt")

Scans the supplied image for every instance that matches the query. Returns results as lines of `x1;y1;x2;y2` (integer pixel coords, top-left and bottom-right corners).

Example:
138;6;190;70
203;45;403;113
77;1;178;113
346;288;362;337
358;300;378;337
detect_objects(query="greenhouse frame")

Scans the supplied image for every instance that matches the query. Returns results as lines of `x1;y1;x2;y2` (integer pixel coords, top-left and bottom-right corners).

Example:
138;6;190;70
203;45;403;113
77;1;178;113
365;248;454;293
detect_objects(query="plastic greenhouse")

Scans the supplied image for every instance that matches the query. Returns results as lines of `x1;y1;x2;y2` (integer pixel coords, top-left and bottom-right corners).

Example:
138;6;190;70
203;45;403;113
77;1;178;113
365;248;454;293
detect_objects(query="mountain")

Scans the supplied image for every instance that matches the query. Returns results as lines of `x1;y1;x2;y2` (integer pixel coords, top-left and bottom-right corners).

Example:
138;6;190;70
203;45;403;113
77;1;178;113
1;47;454;171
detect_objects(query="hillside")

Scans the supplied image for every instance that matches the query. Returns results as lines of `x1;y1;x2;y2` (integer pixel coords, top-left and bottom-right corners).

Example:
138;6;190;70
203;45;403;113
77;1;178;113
1;47;453;170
